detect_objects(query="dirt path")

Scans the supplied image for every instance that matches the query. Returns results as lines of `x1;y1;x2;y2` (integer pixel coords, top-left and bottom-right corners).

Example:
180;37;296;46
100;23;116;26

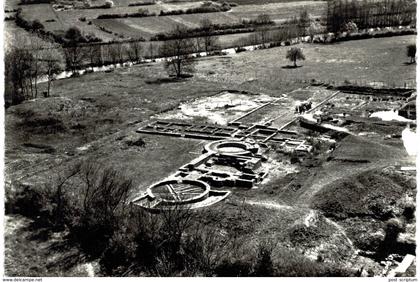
245;200;295;210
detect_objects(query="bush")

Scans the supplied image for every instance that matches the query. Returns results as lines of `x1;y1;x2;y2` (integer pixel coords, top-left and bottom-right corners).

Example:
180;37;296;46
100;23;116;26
15;10;45;32
21;114;66;134
5;184;45;217
234;46;246;53
341;21;358;33
159;2;231;16
288;224;325;247
19;0;50;4
253;243;275;276
31;19;44;31
104;0;114;8
274;247;356;276
402;203;415;221
97;10;155;19
129;1;155;6
7;162;135;258
214;260;253;276
67;162;133;257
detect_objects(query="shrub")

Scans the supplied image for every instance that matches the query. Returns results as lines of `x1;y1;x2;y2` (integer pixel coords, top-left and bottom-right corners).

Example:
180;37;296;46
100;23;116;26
129;1;155;6
253;242;275;276
385;218;404;239
15;11;45;32
9;163;133;261
67;162;133;257
288;224;325;247
104;0;114;8
19;0;50;4
402;203;415;221
97;10;155;19
234;46;246;53
406;43;416;63
125;137;145;147
342;21;358;33
214;260;253;276
5;184;45;217
159;2;231;16
274;246;356;276
21;114;66;134
31;19;44;31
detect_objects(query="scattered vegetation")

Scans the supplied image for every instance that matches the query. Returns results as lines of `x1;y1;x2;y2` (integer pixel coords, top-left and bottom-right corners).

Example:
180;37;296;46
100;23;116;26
311;168;416;220
5;163;359;276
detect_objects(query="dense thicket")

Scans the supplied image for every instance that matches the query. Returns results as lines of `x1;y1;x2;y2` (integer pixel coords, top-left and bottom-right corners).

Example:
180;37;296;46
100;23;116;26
6;161;359;276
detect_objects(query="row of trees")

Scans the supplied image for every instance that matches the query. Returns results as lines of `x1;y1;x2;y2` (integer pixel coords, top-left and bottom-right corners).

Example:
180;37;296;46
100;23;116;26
327;0;416;33
5;37;63;105
64;24;215;77
62;27;144;73
5;27;148;106
6;7;415;105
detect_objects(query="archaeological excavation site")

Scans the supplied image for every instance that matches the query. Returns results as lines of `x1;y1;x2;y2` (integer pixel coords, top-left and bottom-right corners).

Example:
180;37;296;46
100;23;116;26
3;1;417;275
6;76;417;277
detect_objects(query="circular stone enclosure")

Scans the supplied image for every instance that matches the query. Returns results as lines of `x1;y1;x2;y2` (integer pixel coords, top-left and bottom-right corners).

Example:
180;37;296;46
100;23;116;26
147;179;210;205
204;139;259;156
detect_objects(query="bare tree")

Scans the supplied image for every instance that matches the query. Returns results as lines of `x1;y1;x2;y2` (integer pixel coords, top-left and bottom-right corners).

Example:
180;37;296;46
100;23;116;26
160;26;196;78
199;18;218;53
115;43;125;64
5;47;33;104
63;27;87;74
64;46;86;74
127;41;142;62
148;42;155;59
40;47;65;97
27;37;47;98
298;9;310;36
43;162;82;229
86;44;103;69
108;44;124;64
257;26;270;47
286;47;305;67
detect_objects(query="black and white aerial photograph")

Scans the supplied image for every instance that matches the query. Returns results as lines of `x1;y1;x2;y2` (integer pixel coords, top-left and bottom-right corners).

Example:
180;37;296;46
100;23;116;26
1;0;418;277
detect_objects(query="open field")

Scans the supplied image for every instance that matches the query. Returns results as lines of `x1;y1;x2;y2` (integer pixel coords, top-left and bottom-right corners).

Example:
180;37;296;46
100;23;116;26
92;1;324;40
5;36;415;152
196;35;417;89
14;0;326;41
4;21;53;50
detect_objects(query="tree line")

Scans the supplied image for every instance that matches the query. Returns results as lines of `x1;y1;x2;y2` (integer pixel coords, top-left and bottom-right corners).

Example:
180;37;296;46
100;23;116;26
326;0;416;33
5;37;63;106
6;3;416;106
